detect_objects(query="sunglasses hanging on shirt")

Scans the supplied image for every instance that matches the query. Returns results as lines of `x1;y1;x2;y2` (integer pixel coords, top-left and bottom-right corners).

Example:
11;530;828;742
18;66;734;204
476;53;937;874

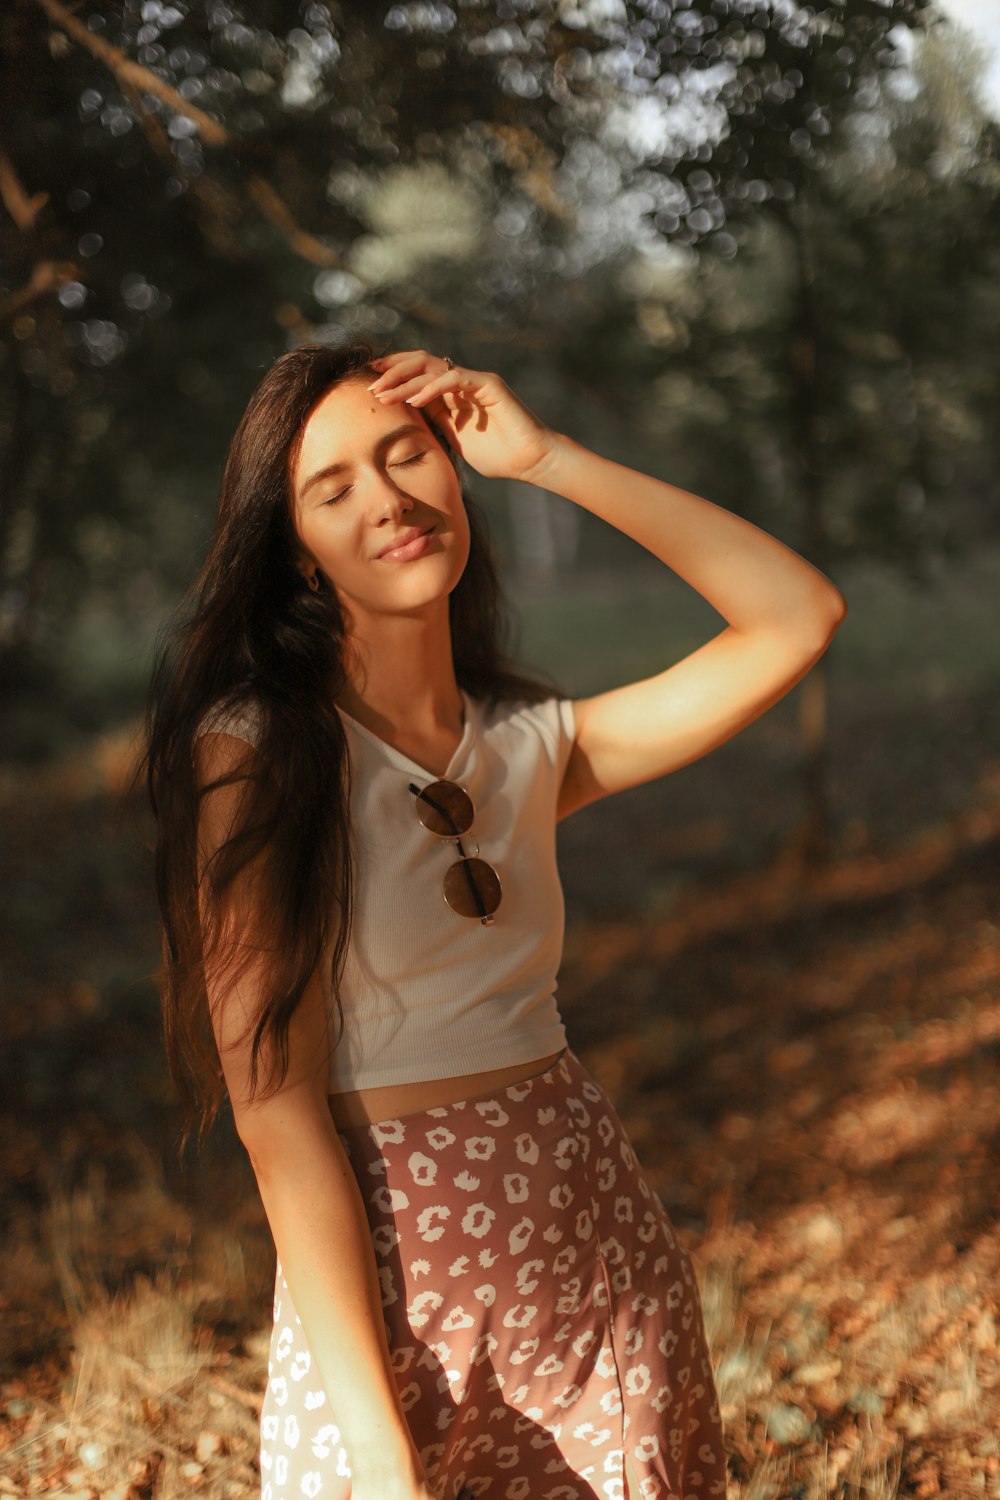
408;779;502;926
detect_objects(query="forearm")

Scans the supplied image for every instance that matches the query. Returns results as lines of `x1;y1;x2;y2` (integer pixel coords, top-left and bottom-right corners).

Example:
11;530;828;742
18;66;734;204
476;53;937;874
248;1119;422;1485
526;432;846;634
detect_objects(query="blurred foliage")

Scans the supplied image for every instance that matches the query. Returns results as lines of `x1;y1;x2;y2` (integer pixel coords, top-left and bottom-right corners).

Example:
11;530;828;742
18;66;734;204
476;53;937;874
2;0;999;759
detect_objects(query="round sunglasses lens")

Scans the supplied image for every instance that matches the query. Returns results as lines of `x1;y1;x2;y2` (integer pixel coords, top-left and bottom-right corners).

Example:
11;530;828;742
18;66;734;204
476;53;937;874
414;780;474;839
443;857;502;919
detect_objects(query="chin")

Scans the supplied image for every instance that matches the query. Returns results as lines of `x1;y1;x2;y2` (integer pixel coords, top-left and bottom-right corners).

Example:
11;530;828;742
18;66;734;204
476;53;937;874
369;569;461;616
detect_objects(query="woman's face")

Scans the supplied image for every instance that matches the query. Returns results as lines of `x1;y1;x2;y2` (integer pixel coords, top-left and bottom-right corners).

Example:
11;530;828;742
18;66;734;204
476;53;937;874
289;375;470;623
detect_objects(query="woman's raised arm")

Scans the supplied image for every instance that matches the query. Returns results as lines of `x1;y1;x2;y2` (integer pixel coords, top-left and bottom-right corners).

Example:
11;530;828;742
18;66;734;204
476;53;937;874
195;730;433;1500
372;351;848;822
518;431;847;821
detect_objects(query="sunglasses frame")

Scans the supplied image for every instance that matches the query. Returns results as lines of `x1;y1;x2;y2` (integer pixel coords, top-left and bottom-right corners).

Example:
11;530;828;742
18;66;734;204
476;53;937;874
408;779;502;925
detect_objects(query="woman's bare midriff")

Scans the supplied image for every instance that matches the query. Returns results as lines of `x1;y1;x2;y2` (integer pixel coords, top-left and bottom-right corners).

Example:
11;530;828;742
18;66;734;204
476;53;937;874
327;1047;568;1131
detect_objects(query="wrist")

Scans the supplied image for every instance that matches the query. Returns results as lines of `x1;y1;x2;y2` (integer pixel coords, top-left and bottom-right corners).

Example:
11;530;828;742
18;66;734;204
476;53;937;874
516;428;569;491
349;1431;425;1487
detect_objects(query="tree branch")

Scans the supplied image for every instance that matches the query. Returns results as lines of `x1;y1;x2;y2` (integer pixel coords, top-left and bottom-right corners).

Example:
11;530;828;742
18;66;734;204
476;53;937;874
0;259;79;326
31;0;347;270
29;0;547;345
116;72;244;259
245;177;340;268
31;0;231;148
0;147;49;231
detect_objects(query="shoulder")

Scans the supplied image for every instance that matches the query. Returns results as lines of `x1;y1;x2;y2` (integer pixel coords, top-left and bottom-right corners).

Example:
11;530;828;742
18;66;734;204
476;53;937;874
194;695;267;749
479;693;576;776
513;695;575;754
192;696;268;802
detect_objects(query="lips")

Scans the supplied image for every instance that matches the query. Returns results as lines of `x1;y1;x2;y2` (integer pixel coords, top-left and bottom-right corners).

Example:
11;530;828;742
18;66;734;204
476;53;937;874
376;525;435;561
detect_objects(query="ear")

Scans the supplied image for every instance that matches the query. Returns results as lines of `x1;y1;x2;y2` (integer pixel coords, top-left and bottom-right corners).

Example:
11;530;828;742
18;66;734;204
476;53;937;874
292;549;315;581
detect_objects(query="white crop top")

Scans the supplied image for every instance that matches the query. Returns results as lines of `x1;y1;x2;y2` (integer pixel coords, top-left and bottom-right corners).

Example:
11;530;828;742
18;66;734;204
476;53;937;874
195;689;575;1091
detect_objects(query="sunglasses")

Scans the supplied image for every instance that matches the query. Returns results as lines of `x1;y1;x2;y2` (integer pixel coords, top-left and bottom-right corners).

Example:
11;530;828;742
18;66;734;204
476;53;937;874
407;779;502;926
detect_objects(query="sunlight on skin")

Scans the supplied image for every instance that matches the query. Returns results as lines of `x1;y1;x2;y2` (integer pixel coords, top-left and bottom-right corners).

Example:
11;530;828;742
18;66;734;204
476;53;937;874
289;376;470;635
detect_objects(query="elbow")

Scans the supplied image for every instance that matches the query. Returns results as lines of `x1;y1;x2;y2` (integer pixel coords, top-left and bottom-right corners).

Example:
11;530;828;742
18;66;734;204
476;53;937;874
823;591;848;644
232;1094;337;1184
239;1132;268;1177
231;1102;282;1175
802;587;848;648
239;1128;299;1193
827;588;848;626
235;1121;272;1179
759;586;846;651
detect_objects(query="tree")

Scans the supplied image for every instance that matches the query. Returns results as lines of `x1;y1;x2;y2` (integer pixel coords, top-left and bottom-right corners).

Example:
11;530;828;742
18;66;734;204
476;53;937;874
5;0;989;860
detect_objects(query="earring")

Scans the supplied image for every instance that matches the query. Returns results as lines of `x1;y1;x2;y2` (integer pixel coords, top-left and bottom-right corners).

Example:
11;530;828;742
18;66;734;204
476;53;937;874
306;572;319;593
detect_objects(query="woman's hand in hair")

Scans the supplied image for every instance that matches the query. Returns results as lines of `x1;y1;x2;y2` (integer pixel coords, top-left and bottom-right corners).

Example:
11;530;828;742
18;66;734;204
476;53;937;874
367;349;558;486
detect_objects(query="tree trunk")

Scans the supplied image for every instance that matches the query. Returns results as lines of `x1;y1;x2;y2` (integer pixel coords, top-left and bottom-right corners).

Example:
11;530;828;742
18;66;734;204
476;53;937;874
785;195;835;869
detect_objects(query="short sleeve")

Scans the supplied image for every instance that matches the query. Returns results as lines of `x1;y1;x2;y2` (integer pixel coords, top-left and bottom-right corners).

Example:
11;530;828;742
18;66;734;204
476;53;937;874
528;695;576;784
553;697;576;783
194;696;265;748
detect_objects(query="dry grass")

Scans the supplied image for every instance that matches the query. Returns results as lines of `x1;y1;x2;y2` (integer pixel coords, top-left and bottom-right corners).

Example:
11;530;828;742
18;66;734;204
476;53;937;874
3;1145;997;1498
4;671;1000;1496
690;1217;999;1500
0;1158;266;1499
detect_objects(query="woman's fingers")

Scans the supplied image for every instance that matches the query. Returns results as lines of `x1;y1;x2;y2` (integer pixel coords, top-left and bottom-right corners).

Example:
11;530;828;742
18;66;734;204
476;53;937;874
370;348;426;364
368;348;445;379
367;353;427;390
367;349;424;371
402;370;474;407
372;370;450;404
368;350;461;394
376;369;481;407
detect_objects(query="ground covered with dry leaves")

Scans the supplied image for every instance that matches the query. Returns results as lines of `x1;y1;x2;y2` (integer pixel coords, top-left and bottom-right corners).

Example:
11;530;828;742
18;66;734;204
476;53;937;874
1;673;998;1499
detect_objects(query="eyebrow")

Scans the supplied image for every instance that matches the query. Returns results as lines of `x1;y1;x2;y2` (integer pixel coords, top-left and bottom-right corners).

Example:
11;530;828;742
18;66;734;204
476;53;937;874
299;423;428;500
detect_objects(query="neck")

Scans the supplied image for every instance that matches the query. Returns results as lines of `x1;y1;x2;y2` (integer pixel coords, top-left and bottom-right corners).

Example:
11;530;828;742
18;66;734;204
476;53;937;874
335;599;464;738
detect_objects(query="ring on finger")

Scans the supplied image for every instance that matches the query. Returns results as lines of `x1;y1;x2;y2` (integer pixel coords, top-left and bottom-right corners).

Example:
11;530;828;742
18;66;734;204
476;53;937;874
443;355;455;370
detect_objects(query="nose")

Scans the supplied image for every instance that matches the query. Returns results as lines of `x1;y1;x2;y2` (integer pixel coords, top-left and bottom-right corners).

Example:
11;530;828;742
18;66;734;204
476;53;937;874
371;468;416;526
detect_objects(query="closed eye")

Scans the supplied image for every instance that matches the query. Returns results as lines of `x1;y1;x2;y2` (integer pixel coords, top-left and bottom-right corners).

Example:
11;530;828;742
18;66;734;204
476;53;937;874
322;451;426;505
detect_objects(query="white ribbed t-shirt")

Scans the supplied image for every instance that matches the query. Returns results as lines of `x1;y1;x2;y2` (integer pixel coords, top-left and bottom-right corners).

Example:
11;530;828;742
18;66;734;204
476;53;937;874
195;689;575;1091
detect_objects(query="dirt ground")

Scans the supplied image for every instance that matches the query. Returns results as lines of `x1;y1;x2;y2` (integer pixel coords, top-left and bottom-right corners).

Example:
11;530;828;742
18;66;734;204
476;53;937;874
1;680;998;1498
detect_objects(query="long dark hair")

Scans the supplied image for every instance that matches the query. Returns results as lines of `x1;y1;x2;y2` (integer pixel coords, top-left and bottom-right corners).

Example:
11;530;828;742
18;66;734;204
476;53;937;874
133;340;560;1150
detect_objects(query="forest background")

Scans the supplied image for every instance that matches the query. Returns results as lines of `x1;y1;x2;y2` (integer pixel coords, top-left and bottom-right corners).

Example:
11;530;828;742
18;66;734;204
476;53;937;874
2;1;1000;1496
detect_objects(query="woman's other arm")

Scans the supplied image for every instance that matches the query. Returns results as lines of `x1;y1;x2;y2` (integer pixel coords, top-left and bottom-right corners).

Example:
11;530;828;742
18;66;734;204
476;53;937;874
520;433;848;821
195;731;430;1498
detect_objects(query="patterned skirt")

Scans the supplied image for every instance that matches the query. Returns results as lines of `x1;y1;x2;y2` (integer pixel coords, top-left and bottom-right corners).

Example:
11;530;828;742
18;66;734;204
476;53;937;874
260;1045;726;1500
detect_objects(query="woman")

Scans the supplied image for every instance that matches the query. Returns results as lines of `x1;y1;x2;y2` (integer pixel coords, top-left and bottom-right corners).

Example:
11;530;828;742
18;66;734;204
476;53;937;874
142;341;846;1500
